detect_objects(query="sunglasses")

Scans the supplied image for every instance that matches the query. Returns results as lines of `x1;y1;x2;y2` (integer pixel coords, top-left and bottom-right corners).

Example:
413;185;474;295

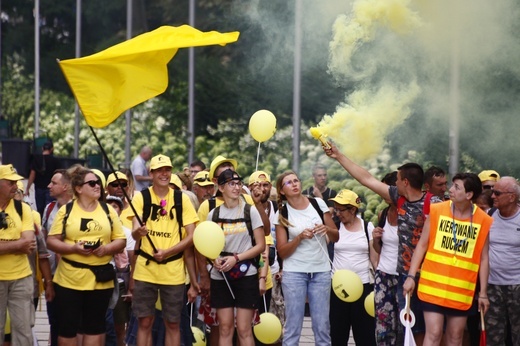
109;182;128;188
482;185;494;190
82;179;101;187
194;176;211;183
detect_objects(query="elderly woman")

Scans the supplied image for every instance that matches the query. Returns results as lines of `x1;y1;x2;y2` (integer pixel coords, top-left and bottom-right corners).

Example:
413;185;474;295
275;170;338;346
403;173;492;345
329;189;377;346
207;169;265;346
47;166;126;346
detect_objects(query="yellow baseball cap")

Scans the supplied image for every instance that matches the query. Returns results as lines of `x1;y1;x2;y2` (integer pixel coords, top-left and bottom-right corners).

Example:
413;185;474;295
193;171;214;187
170;174;183;189
106;171;128;187
248;171;271;185
150;154;172;170
478;170;500;183
329;189;361;208
0;164;24;181
208;155;237;180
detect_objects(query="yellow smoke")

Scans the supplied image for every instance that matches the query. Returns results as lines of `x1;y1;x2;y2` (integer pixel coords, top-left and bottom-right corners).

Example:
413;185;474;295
320;0;423;161
317;82;420;161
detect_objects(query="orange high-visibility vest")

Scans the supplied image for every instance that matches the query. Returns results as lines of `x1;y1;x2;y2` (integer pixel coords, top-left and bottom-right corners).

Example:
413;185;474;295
418;201;492;310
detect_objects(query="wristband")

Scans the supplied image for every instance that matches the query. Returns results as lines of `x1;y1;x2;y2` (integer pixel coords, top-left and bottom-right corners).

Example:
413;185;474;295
233;254;240;262
259;276;266;281
405;274;417;282
479;296;488;299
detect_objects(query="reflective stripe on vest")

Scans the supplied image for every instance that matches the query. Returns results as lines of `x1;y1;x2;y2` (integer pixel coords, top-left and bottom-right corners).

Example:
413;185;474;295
417;201;491;311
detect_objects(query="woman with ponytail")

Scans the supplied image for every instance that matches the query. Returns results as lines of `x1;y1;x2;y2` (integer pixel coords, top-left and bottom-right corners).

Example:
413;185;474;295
274;171;338;346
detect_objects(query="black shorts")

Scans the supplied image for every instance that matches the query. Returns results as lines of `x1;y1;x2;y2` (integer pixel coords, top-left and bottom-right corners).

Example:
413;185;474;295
210;275;259;309
54;284;113;337
421;298;478;317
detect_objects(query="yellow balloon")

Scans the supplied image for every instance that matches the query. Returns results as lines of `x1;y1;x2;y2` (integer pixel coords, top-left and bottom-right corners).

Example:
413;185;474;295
191;326;206;346
364;291;375;317
249;110;277;142
253;312;282;344
332;269;363;302
193;221;225;259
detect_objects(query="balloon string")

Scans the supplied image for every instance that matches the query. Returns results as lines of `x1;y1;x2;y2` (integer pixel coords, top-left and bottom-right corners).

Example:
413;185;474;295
263;294;267;313
313;235;337;271
221;271;236;299
255;142;261;172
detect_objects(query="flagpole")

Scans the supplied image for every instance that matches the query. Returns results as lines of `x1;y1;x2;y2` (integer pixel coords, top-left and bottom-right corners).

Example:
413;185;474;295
187;0;196;164
73;0;81;158
34;0;40;138
125;0;133;168
291;0;302;174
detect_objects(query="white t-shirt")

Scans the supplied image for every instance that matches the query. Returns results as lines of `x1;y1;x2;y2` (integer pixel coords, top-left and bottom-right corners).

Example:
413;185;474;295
332;219;374;284
207;202;263;280
376;216;399;275
275;198;331;273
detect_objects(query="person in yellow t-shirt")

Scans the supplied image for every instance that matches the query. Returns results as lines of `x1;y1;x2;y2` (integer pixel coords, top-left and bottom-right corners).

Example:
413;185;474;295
47;166;126;345
131;154;199;346
0;164;36;345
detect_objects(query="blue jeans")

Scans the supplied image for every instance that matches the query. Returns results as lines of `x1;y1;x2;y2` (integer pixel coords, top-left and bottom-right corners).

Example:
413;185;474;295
282;271;331;346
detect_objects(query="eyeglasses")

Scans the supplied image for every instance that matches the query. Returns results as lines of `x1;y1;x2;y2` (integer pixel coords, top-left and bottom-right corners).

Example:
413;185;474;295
482;185;494;190
334;206;353;213
159;199;167;216
82;180;101;187
226;181;243;188
283;179;300;187
491;190;514;197
109;182;128;188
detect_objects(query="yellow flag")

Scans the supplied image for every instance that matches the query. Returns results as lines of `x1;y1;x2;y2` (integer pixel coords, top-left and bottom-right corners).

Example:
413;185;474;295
58;25;240;128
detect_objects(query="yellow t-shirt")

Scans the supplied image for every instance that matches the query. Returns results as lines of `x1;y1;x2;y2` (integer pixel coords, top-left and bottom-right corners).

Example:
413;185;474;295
0;201;34;280
120;206;134;229
49;202;126;290
132;188;199;285
265;234;274;290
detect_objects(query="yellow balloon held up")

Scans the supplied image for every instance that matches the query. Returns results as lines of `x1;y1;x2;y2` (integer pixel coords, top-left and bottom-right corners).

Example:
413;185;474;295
249;110;277;142
191;326;206;346
332;269;363;302
253;312;283;344
364;291;375;317
193;221;225;259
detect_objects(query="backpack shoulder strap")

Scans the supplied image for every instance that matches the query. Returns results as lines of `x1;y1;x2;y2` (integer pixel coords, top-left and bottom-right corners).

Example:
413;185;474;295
62;200;74;238
308;197;324;224
271;201;278;213
423;192;433;216
487;207;497;216
99;201;113;229
141;188;152;224
209;198;216;212
378;206;389;228
174;190;183;240
13;199;23;219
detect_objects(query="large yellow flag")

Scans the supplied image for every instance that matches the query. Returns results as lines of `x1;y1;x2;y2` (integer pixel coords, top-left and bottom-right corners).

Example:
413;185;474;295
58;25;239;128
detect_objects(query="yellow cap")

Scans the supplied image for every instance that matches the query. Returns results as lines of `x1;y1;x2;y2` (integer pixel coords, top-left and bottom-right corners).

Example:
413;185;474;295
106;171;128;187
329;189;361;208
248;171;271;185
478;170;500;182
150;154;172;170
0;164;24;181
208;155;237;180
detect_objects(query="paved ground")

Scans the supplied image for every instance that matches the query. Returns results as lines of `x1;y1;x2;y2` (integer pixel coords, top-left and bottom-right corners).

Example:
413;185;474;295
33;296;355;345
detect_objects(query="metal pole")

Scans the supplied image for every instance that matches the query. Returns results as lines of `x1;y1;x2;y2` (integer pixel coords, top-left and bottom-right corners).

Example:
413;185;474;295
187;0;195;164
34;0;40;137
291;0;302;174
0;0;2;118
125;0;133;168
73;0;81;157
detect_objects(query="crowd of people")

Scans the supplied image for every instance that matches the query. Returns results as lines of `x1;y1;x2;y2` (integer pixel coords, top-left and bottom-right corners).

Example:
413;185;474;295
0;142;519;346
